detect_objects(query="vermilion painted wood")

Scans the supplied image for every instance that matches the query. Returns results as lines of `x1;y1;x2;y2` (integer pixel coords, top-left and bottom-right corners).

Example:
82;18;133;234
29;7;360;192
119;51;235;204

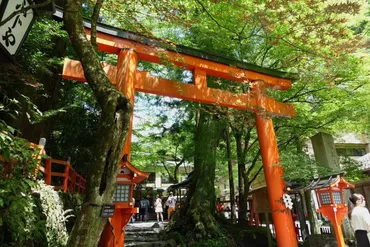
45;158;86;193
253;82;297;247
62;58;296;117
63;162;70;192
315;177;354;247
83;29;292;90
255;114;298;247
117;49;138;161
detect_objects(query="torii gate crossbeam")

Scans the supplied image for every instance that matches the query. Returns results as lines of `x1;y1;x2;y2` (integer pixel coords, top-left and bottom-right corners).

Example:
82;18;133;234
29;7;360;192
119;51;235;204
62;23;298;247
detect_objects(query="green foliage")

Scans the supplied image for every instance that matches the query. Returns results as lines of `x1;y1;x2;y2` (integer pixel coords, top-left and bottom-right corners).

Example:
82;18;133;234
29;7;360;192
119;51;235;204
340;156;369;182
0;120;41;177
0;119;69;246
46;82;100;176
17;15;68;76
281;151;333;185
33;180;71;246
58;192;84;233
192;239;231;247
0;178;70;247
0;177;42;246
131;93;194;181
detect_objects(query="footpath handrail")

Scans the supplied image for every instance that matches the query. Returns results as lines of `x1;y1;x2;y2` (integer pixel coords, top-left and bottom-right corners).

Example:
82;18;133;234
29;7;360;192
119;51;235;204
0;141;86;194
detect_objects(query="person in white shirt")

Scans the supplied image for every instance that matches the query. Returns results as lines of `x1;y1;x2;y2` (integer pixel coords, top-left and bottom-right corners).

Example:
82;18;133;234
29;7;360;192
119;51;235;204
165;192;177;220
154;195;164;223
349;193;370;247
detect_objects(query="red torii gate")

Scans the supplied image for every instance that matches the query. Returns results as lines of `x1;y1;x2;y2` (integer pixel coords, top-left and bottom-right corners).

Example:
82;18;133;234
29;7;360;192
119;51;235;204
62;23;298;247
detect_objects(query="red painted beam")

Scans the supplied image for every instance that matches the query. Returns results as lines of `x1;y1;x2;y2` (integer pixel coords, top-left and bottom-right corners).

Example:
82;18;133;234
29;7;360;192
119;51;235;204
63;58;295;117
83;29;292;90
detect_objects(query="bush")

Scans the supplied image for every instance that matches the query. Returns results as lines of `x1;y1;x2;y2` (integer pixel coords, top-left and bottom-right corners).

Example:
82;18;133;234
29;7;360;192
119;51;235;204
33;180;71;246
0;178;71;247
0;121;71;246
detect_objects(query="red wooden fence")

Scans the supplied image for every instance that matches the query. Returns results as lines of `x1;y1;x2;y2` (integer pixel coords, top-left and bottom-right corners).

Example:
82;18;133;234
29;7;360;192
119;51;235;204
1;142;86;194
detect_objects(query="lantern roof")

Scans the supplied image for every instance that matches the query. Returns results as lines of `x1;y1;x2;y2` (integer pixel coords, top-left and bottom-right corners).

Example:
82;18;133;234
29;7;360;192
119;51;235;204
304;173;354;190
119;160;149;184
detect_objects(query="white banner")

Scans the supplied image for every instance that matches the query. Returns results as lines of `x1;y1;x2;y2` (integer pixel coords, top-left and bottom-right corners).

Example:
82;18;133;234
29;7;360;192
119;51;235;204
0;0;34;55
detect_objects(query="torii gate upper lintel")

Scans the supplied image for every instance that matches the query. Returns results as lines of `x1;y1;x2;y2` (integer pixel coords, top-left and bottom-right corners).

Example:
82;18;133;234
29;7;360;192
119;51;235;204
62;24;298;247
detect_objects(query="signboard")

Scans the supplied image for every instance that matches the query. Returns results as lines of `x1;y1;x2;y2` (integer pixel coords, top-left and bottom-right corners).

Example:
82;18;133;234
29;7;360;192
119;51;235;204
101;204;115;218
0;0;35;59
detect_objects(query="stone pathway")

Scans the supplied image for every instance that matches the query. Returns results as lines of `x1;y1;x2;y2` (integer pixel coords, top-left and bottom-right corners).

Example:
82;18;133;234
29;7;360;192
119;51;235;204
125;221;174;247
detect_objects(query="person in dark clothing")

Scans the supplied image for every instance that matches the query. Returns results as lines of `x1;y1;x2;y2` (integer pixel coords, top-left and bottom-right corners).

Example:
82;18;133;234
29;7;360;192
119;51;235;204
139;197;150;221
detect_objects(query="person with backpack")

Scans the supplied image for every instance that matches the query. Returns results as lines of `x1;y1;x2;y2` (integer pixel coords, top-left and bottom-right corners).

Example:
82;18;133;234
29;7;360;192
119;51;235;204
139;196;150;221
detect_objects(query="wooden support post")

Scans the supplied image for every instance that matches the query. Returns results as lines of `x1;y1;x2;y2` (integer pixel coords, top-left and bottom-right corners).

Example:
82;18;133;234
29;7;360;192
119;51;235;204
116;48;138;161
63;160;70;193
254;82;297;247
99;48;138;247
255;114;298;247
333;218;346;247
45;158;52;185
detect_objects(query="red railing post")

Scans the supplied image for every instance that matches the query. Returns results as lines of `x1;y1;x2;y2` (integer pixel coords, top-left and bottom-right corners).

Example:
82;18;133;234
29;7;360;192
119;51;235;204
45;158;52;185
71;170;76;193
63;158;70;193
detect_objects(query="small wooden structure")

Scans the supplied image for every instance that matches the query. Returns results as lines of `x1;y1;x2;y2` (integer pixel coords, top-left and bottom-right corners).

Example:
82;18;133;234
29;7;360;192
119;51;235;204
99;160;149;247
305;173;354;247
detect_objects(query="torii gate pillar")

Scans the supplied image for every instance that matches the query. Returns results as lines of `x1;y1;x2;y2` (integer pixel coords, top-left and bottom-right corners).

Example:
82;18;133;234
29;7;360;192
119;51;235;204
254;84;297;247
99;49;139;247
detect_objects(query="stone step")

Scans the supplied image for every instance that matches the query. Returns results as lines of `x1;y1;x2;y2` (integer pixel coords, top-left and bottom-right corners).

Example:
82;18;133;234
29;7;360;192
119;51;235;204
124;241;171;247
124;222;170;247
125;231;159;236
125;235;160;242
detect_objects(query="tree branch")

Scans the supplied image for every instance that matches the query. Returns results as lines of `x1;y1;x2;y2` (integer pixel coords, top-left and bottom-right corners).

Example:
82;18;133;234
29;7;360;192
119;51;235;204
249;165;263;185
283;87;326;103
91;0;104;50
246;149;260;176
195;0;239;37
241;127;252;160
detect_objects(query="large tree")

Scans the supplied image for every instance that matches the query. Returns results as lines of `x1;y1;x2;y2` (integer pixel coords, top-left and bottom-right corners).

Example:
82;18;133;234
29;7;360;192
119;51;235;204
63;1;132;246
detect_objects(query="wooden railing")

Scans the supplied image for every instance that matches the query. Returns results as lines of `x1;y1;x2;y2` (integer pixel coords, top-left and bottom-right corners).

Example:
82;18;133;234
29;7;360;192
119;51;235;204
44;158;86;193
1;140;86;194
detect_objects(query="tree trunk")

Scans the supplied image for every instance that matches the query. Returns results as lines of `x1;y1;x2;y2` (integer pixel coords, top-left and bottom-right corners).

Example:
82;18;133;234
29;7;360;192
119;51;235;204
225;124;236;223
175;106;225;239
64;1;131;246
235;133;248;225
304;190;320;235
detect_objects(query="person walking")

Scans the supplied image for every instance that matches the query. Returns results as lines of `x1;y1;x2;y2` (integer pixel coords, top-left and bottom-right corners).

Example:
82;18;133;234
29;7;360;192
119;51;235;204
154;195;164;223
349;193;370;247
166;191;177;221
139;196;150;222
